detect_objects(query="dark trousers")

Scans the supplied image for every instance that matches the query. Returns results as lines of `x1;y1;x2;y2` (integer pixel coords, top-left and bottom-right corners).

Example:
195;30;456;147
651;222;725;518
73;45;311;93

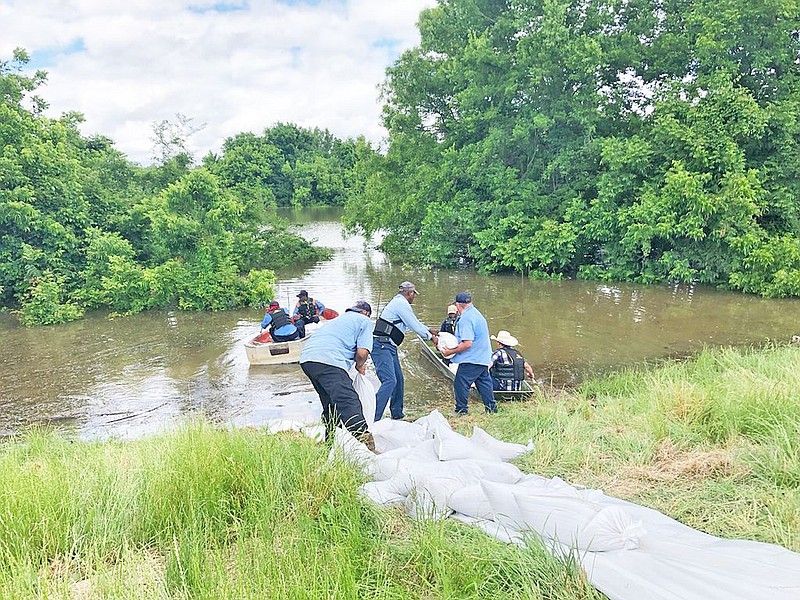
454;363;497;414
301;361;367;438
297;315;320;325
272;321;305;342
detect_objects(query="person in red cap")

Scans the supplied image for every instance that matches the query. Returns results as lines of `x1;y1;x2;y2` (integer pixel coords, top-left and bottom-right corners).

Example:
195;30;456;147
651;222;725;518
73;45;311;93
261;300;305;342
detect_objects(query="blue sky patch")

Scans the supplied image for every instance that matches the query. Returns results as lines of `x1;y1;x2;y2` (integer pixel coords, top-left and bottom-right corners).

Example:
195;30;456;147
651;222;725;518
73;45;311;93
188;2;248;14
276;0;346;6
27;37;86;69
372;37;401;59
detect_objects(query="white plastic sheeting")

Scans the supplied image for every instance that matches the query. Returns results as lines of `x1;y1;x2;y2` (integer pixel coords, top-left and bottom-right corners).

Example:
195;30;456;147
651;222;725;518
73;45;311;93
324;411;800;600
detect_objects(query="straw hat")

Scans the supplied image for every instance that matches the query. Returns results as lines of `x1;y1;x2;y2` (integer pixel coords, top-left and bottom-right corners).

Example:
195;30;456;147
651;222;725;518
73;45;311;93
491;330;519;347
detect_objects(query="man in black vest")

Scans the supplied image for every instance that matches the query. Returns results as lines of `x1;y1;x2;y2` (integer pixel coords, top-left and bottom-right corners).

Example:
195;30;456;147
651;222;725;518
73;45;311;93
261;301;305;342
489;330;534;391
293;290;326;325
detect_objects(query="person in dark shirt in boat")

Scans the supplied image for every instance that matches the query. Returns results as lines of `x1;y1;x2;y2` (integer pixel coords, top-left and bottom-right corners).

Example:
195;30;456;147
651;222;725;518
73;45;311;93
261;300;305;342
440;304;459;335
293;290;325;326
489;330;535;391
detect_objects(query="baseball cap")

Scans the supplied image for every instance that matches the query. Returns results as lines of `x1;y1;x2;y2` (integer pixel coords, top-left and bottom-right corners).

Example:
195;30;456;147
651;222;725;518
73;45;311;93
346;300;372;316
447;304;457;314
296;290;308;297
455;292;472;304
398;281;419;295
269;300;280;308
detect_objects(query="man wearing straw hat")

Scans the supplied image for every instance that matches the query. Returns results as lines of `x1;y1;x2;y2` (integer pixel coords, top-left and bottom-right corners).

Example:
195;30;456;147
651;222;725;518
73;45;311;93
489;330;535;391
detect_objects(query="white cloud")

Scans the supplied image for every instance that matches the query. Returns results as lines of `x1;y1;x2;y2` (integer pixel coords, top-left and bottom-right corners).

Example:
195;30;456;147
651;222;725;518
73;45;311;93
0;0;437;164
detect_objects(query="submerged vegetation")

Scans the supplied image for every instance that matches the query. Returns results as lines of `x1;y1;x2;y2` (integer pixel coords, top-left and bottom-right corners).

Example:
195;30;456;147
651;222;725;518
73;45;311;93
344;0;800;297
1;344;797;597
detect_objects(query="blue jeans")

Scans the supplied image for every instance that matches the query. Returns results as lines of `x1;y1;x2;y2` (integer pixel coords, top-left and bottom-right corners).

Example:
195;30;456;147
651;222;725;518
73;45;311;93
372;339;404;420
454;363;497;414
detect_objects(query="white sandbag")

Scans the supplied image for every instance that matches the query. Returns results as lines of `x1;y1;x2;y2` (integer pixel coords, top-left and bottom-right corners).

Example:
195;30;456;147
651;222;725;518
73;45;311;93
328;426;375;468
471;426;534;460
437;331;458;352
513;491;604;548
448;484;494;520
370;419;427;453
433;426;503;462
414;409;452;437
480;480;529;529
379;469;415;497
451;513;526;546
467;459;524;484
350;369;376;427
398;457;483;491
402;438;441;462
404;476;463;521
360;481;407;506
364;447;414;480
576;505;646;552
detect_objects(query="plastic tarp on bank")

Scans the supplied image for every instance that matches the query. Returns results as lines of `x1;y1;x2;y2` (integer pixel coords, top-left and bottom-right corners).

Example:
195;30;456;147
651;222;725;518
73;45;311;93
322;410;800;600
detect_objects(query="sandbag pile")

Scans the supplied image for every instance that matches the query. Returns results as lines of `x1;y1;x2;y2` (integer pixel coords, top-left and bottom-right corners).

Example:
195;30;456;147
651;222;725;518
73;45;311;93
328;410;800;600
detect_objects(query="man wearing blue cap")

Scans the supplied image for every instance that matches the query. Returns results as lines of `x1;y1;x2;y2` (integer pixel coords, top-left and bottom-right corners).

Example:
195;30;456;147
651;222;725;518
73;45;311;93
441;292;497;415
372;281;439;420
300;300;376;451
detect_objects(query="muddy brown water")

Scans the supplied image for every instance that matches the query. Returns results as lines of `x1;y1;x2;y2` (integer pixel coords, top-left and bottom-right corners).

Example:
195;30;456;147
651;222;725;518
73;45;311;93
1;207;799;439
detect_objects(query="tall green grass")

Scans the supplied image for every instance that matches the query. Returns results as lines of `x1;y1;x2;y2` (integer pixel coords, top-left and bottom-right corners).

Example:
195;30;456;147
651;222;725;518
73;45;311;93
1;344;798;598
0;422;601;599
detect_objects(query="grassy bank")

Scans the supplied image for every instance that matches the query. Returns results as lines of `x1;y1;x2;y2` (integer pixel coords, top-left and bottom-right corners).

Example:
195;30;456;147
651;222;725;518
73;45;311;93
1;345;798;598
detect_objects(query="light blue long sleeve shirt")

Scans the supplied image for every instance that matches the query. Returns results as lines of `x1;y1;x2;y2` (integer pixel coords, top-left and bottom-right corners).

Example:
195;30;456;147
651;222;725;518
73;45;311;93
378;294;431;345
300;310;374;372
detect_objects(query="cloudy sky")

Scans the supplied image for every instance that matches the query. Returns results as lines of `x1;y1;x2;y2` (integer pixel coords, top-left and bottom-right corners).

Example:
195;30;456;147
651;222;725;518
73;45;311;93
0;0;436;164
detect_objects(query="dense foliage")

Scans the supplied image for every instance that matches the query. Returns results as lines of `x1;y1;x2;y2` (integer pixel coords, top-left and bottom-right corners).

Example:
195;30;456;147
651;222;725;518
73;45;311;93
344;0;800;297
204;123;367;208
0;50;340;326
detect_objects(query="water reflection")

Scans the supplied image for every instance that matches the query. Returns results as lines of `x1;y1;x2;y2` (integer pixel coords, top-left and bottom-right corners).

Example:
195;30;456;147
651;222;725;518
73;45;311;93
1;207;799;440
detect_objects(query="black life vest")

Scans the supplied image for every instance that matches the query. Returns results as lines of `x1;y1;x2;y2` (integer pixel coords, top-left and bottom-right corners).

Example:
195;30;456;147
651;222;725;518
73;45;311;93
373;316;405;345
490;347;525;382
296;298;317;319
267;307;292;332
440;316;458;335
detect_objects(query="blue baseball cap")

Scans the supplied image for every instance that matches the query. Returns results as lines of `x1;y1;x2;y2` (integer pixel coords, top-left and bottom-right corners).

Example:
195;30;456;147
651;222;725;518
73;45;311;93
455;292;472;304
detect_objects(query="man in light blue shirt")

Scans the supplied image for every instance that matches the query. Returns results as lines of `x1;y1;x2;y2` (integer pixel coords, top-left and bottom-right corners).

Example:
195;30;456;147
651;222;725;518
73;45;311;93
372;281;439;420
300;300;375;450
441;292;497;415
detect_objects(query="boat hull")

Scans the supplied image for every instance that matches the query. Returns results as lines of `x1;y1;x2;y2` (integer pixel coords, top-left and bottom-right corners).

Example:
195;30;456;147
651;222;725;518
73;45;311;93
244;320;326;365
417;334;536;401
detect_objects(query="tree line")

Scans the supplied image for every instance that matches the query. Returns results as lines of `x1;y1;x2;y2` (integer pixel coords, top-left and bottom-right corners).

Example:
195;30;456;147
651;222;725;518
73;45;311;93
4;0;800;326
0;49;367;325
343;0;800;298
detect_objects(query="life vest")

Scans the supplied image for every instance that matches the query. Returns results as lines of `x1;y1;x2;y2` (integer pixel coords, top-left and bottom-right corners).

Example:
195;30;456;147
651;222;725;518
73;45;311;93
373;316;405;345
267;307;292;332
490;347;525;382
440;317;458;335
296;298;318;320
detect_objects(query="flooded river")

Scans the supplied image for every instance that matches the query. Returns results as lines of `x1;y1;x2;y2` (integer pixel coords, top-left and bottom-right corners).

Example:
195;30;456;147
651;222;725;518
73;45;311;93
1;207;799;439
